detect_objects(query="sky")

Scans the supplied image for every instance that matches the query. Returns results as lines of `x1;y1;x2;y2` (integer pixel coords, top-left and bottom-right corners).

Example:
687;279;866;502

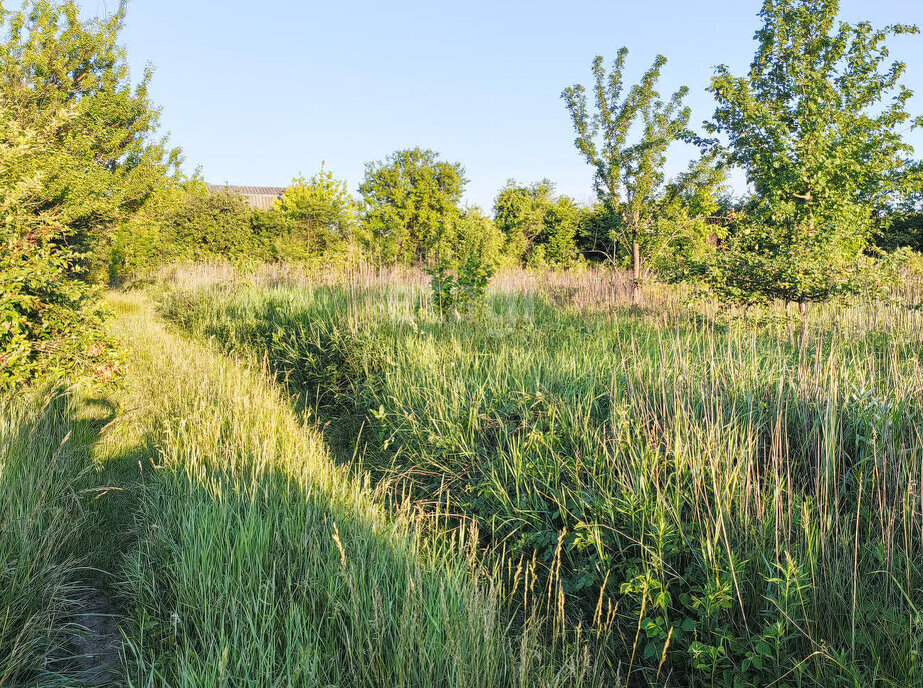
92;0;923;209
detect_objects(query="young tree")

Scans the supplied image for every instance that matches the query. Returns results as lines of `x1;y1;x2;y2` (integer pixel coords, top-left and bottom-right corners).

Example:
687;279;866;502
706;0;922;311
562;49;690;298
276;165;359;254
358;147;467;264
493;180;580;268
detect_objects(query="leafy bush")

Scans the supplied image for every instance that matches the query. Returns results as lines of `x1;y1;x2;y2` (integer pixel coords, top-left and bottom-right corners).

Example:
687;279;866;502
168;189;256;261
425;250;496;318
0;0;175;387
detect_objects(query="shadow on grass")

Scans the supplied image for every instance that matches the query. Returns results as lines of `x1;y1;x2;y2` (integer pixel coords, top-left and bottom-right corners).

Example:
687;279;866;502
0;388;155;685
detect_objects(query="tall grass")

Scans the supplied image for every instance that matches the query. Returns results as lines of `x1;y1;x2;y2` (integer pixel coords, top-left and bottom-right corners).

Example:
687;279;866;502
0;390;88;685
108;292;596;686
157;272;923;686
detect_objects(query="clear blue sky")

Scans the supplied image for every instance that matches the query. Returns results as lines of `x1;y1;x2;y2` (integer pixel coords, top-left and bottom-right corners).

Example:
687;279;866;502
99;0;923;209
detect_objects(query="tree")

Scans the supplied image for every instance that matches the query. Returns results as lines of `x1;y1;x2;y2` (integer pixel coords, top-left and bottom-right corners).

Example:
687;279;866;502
706;0;922;310
649;154;729;275
0;1;176;387
493;180;580;268
0;0;179;277
562;49;690;299
276;164;359;255
359;147;467;264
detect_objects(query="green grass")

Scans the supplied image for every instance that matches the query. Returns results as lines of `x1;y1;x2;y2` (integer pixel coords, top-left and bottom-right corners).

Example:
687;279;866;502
105;292;594;686
156;274;923;686
0;390;82;685
0;385;124;685
5;268;923;686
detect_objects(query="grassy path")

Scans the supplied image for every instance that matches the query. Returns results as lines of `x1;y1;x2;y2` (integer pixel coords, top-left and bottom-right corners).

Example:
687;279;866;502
2;290;593;685
86;291;589;686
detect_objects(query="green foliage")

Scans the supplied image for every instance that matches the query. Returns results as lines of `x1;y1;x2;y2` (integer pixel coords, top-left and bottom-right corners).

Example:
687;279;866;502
0;0;179;279
426;244;497;319
877;211;923;253
493;180;581;268
874;160;923;252
577;201;621;262
650;154;729;276
276;165;360;256
107;179;187;283
0;0;175;387
111;166;366;273
705;0;923;305
0;111;110;389
249;206;301;260
168;187;255;261
359;147;467;264
562;49;691;290
442;205;504;267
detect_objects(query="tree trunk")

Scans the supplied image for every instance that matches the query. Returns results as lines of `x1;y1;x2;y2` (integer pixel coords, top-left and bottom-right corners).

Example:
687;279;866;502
631;240;641;304
798;299;807;343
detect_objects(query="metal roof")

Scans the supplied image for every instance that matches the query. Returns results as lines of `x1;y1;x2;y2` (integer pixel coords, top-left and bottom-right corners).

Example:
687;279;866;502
206;184;285;196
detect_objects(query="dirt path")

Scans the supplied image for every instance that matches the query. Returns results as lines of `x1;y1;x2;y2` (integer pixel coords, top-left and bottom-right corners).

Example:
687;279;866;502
70;589;123;685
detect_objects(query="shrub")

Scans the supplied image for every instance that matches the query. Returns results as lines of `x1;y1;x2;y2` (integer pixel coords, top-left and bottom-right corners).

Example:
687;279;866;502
426;250;496;318
168;189;256;261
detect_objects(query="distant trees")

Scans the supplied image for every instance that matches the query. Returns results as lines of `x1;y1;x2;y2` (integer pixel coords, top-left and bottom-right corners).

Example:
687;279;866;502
562;49;691;299
359;148;468;264
705;0;922;309
493;180;580;268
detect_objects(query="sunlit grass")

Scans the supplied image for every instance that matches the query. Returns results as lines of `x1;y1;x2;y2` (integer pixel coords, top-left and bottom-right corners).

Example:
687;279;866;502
108;291;595;686
156;269;923;685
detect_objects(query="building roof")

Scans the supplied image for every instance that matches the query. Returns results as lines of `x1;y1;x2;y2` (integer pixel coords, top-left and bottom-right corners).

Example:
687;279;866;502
206;184;285;210
206;184;285;196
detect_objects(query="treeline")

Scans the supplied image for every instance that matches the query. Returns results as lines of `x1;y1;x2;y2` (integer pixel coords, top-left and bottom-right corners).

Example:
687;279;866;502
3;0;923;390
109;149;923;289
109;152;721;282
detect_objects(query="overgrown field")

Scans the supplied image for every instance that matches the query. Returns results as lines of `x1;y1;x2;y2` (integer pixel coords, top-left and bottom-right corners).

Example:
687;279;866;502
156;270;923;686
2;292;591;687
4;271;923;686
